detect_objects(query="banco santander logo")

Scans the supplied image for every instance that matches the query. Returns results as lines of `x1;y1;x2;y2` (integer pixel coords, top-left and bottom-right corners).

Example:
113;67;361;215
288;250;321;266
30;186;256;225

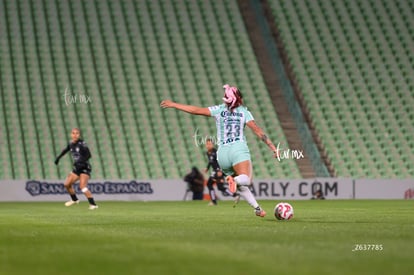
25;180;153;196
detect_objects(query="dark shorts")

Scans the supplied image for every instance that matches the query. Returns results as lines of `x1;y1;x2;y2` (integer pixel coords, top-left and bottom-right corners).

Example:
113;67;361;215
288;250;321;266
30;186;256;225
208;171;225;186
72;163;92;176
211;170;224;180
213;171;224;181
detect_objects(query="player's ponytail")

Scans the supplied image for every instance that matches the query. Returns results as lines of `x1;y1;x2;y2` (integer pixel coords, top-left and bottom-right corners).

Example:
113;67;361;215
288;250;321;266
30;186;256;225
222;84;243;112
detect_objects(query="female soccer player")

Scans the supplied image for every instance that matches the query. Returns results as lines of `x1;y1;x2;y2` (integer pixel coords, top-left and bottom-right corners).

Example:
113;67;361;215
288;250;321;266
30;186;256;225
54;128;98;210
161;84;279;217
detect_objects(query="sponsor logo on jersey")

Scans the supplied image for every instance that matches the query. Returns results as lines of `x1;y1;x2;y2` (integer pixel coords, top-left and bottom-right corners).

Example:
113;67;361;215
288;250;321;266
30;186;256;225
220;110;243;117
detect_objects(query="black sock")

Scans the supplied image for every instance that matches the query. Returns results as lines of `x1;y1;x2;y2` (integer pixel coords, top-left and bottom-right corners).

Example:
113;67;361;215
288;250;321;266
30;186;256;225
70;194;78;201
88;197;96;205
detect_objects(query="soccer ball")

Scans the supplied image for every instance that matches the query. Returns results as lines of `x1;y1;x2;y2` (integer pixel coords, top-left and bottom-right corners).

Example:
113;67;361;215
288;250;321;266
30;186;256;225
274;202;294;220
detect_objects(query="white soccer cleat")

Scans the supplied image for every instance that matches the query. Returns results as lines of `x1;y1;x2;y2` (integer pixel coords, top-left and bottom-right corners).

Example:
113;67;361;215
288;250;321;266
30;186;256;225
65;200;79;207
89;205;99;210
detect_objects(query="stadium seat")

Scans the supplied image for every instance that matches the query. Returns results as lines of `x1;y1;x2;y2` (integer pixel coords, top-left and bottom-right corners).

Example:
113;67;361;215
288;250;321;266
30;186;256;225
269;0;414;178
0;0;303;180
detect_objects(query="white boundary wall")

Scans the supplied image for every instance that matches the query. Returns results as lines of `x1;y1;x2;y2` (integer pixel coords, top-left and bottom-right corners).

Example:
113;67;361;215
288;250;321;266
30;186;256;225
0;178;412;201
355;179;414;199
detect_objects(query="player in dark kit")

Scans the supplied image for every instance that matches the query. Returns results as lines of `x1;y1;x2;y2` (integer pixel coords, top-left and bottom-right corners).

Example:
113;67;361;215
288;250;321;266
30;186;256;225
54;128;98;210
204;139;240;206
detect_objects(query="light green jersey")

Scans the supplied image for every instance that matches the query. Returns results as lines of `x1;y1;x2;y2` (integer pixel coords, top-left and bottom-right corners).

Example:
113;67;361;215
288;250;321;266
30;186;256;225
208;104;254;146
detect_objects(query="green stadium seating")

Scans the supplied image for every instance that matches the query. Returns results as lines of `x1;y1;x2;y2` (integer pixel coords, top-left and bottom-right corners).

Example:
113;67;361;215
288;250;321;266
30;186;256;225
269;0;414;178
0;0;299;180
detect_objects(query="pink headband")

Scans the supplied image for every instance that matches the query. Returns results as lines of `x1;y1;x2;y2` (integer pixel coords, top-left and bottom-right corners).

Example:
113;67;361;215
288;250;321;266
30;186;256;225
222;84;238;109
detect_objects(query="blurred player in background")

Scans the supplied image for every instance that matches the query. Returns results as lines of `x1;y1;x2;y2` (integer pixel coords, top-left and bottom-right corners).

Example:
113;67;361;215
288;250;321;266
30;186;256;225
161;84;279;217
184;166;205;200
54;128;98;210
204;138;240;206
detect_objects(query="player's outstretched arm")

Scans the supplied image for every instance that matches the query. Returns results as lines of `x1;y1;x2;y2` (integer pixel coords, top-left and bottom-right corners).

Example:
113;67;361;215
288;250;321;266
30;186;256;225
160;100;210;116
246;120;279;158
54;145;70;165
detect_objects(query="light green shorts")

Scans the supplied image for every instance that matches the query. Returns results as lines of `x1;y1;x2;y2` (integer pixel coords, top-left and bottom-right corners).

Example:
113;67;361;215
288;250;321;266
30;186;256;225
217;142;251;176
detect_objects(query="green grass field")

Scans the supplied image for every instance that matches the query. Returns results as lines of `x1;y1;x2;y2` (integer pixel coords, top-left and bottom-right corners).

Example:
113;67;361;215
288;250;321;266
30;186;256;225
1;200;413;275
